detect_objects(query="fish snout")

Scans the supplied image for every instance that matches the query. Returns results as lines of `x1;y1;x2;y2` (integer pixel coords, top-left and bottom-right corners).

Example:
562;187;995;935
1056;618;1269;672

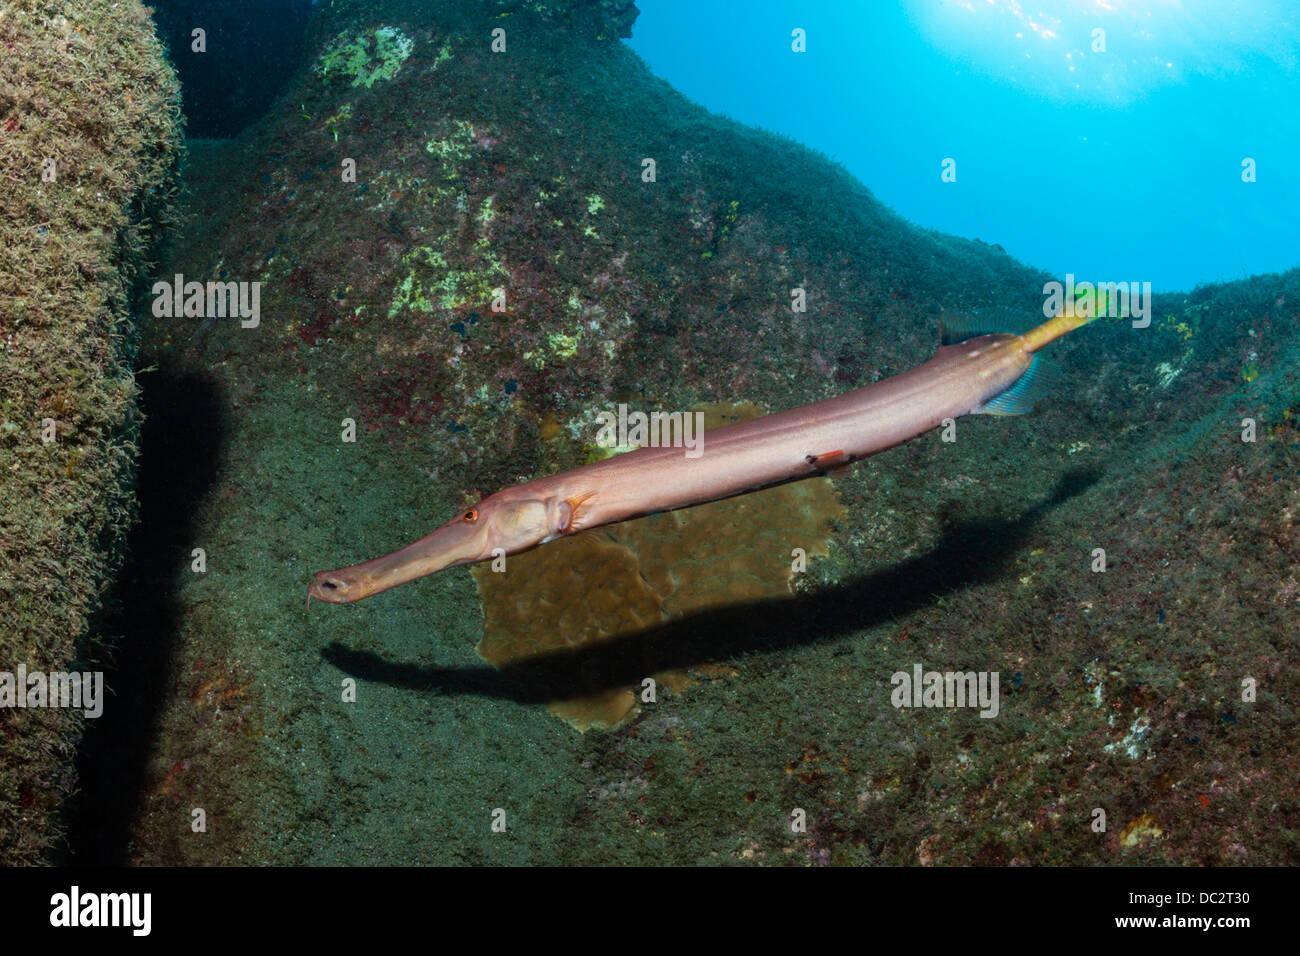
308;571;355;605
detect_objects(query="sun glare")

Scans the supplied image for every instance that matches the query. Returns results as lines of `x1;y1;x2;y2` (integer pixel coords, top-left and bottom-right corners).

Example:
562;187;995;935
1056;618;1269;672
910;0;1291;103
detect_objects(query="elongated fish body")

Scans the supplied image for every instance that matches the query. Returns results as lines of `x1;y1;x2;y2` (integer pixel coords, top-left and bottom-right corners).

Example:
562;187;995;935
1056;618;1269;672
535;332;1029;531
309;309;1090;605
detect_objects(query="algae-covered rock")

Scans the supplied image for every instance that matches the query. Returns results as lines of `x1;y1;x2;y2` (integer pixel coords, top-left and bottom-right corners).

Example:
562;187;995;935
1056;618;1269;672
0;1;182;863
495;0;640;39
315;25;415;88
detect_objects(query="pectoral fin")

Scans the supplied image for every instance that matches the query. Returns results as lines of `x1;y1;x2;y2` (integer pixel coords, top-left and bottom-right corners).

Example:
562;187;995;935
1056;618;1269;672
973;355;1063;416
562;491;597;531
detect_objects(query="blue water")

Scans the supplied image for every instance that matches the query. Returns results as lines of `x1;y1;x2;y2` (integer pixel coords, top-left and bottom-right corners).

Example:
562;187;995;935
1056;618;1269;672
628;1;1300;294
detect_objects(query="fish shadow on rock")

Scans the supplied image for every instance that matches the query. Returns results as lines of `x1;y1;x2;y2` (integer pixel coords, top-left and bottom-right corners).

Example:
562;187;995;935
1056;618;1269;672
322;469;1101;708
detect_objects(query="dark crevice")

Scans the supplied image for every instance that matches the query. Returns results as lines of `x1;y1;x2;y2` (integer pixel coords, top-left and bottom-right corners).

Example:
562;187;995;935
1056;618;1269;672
153;0;315;139
63;368;226;865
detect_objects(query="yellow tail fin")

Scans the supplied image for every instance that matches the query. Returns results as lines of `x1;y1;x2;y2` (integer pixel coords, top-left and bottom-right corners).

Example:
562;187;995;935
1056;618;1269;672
1020;290;1108;354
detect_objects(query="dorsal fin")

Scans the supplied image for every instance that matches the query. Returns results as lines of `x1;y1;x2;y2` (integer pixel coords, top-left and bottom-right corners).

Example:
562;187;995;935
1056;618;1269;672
940;307;1043;345
973;355;1063;416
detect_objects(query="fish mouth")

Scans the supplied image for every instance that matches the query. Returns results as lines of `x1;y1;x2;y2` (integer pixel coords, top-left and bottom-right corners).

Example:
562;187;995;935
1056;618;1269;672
307;572;356;606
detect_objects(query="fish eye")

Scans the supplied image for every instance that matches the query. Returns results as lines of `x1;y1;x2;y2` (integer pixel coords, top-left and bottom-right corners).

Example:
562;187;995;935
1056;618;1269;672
463;509;479;522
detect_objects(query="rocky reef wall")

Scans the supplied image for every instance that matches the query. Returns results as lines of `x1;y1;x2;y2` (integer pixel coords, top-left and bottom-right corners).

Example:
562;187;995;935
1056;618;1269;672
0;1;182;863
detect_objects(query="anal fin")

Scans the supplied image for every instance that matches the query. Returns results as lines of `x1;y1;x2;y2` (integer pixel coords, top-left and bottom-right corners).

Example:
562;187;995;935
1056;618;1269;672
806;448;850;473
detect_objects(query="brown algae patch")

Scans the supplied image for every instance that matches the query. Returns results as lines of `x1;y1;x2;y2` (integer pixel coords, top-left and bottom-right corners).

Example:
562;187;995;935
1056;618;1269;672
472;402;845;731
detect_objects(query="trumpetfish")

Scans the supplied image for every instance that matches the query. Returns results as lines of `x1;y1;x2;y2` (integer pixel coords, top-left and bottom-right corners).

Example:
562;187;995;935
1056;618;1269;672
308;304;1097;605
